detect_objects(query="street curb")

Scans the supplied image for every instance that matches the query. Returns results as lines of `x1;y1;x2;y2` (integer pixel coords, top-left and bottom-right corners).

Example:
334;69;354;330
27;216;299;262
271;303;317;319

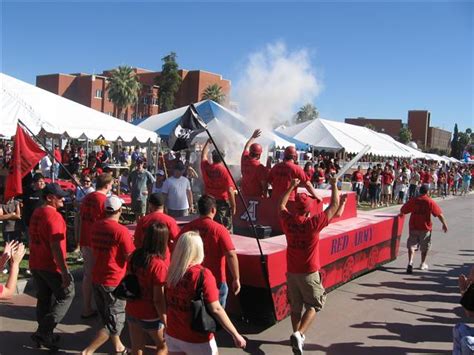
15;267;84;296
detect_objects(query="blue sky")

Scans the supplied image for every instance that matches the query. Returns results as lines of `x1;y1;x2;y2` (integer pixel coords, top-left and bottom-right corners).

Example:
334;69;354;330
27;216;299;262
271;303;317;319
2;1;472;131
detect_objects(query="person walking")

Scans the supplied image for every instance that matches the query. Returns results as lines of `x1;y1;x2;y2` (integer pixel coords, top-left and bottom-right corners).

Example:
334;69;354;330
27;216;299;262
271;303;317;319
128;157;155;222
126;223;168;355
162;161;193;218
278;177;343;355
179;195;241;308
165;231;246;354
399;185;448;274
29;183;75;350
82;195;135;355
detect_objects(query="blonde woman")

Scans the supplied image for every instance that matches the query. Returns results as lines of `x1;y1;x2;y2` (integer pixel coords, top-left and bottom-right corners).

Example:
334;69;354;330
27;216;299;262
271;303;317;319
166;232;246;355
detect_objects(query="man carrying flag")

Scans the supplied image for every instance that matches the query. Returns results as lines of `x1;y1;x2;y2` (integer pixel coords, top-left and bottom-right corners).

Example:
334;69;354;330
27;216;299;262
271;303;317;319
4;124;46;202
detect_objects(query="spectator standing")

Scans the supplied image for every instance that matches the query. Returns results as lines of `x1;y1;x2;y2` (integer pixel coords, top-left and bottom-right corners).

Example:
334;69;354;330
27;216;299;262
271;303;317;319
241;129;269;198
118;147;129;166
162;161;193;218
201;139;236;231
40;155;52;178
131;146;141;166
179;195;241;307
461;169;472;196
22;173;46;242
52;144;62;179
128;157;155;222
79;173;113;319
409;168;421;199
82;195;135;355
29;183;75;350
133;193;180;258
126;223;168;355
73;176;95;253
151;170;166;195
278;177;343;355
165;232;246;354
381;166;394;206
399;185;448;274
351;166;364;206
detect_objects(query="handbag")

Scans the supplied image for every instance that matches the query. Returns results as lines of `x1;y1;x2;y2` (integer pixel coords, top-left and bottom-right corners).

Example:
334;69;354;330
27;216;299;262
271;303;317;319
460;284;474;312
190;267;221;333
113;273;141;300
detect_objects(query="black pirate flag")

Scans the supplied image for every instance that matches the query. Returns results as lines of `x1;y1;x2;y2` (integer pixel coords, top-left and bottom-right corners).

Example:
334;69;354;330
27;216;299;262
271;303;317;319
168;104;206;151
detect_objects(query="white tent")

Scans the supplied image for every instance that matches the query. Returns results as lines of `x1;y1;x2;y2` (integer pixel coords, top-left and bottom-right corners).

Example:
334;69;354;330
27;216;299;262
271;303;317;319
1;73;157;143
276;118;414;157
136;100;299;149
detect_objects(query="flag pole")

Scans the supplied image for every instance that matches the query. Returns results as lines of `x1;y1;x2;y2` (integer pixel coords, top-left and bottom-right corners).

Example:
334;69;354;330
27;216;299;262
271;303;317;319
17;119;86;195
204;128;276;321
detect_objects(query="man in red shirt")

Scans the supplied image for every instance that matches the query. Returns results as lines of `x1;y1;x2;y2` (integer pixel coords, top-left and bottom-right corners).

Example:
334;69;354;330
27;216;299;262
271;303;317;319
201;139;236;232
179;194;240;308
134;193;180;257
268;146;322;203
278;177;342;355
400;185;448;274
351;165;364;206
29;183;74;350
83;195;135;355
241;129;270;198
79;173;113;319
381;165;395;206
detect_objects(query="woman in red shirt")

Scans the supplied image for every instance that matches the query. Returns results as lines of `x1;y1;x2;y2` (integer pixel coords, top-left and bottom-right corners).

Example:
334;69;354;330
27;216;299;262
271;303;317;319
166;231;246;355
126;223;168;355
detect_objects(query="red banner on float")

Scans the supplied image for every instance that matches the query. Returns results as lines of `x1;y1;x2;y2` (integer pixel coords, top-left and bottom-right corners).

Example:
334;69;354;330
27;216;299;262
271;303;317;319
4;124;46;201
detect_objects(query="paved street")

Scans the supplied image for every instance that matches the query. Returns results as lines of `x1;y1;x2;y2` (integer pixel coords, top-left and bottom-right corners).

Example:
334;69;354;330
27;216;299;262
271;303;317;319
0;194;473;355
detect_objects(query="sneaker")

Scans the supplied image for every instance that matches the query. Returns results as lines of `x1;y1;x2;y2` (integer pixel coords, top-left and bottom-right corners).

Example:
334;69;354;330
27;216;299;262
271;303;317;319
25;269;32;276
420;263;429;270
2;268;8;274
290;331;305;355
406;265;413;274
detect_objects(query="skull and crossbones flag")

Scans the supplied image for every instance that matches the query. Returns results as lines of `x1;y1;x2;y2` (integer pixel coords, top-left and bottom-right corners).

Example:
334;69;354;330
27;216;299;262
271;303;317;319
168;104;207;151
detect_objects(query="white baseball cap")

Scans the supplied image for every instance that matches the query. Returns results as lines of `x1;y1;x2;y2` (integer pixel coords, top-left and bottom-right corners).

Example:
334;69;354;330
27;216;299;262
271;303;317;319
105;195;124;212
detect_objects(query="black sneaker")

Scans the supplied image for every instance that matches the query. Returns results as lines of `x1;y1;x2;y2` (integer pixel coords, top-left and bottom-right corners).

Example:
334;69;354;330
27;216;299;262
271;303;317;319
406;265;413;274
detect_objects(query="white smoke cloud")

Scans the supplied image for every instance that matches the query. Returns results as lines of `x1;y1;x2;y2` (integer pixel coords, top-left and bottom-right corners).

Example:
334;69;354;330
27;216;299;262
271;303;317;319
233;41;322;131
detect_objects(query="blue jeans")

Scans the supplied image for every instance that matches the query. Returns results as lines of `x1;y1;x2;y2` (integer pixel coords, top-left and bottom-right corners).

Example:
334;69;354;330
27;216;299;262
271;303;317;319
218;282;229;308
453;323;474;355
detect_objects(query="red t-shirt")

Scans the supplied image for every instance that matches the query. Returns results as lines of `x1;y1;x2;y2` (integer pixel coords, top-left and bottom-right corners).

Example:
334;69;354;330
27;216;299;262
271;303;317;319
29;206;67;273
304;167;315;181
279;210;329;273
91;219;135;286
317;169;325;184
401;194;442;231
352;171;363;182
201;160;235;200
134;211;180;263
421;172;432;184
126;256;167;319
166;265;219;343
240;151;269;197
268;161;307;201
80;192;107;247
179;216;235;284
382;172;394;185
54;148;62;163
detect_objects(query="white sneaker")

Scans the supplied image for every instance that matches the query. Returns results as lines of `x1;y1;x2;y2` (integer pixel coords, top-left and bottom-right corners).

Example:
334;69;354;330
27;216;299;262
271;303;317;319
2;268;8;274
290;331;305;355
420;263;429;270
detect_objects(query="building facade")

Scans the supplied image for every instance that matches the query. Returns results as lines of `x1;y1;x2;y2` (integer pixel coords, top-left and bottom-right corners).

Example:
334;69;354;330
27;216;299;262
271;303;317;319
36;68;231;122
407;110;431;149
427;126;451;152
344;117;402;139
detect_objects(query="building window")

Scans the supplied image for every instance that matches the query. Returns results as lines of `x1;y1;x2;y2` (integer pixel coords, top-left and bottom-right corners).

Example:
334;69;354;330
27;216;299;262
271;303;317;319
151;97;158;106
95;89;103;99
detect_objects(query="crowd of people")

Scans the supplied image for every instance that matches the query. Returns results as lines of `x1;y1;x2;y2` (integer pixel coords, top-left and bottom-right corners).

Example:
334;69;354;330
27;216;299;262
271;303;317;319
0;132;472;354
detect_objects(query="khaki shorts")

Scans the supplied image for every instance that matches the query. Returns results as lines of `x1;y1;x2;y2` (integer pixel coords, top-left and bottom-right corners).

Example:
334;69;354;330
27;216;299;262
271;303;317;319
382;184;392;195
407;230;432;252
287;271;326;314
132;199;147;216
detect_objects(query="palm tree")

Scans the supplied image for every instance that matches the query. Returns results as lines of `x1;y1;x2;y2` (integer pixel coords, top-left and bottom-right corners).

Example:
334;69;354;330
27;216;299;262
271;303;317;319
201;84;226;104
107;66;142;121
295;103;319;123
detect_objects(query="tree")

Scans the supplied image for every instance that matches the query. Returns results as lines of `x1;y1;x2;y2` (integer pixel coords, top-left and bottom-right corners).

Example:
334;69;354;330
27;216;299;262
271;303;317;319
364;123;376;131
156;52;181;112
399;127;412;144
201;84;226;104
451;123;459;158
295;103;319;123
107;66;141;121
458;131;471;150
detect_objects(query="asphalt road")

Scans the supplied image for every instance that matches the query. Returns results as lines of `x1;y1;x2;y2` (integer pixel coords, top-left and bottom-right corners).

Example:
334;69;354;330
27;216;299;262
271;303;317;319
0;194;472;355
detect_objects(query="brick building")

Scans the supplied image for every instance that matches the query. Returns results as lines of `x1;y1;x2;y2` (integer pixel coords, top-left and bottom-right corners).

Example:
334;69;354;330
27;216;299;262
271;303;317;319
344;117;402;139
427;127;451;152
36;68;231;122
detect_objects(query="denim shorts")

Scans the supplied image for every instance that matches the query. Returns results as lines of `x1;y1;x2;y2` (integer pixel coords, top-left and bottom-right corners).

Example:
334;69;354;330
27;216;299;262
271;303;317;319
127;314;164;331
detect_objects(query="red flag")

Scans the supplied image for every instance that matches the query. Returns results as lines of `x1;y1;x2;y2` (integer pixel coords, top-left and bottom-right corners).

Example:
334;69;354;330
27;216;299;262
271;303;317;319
4;124;46;201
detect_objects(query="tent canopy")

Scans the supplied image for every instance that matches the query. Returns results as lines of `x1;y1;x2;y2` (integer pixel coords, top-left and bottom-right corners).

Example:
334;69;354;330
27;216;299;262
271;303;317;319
136;100;303;149
277;119;419;158
1;73;157;143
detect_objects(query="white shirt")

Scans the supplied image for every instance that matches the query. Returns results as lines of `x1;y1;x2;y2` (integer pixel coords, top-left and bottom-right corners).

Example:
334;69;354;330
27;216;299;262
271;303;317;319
162;176;191;210
40;156;52;176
